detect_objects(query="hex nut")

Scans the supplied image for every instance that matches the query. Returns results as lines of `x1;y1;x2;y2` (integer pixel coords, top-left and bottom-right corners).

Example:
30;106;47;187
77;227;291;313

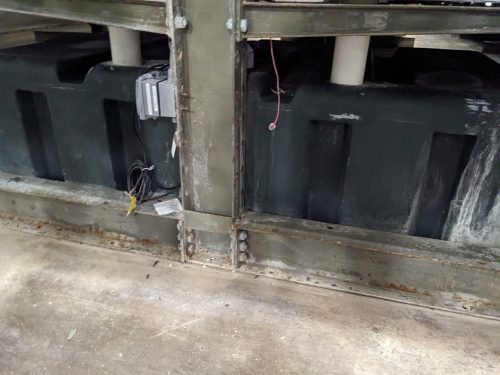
238;231;248;241
174;16;188;29
240;19;248;33
238;242;248;252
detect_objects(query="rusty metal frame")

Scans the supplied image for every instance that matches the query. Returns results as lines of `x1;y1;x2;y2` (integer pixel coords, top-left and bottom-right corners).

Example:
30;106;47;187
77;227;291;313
241;2;500;39
0;0;169;34
228;1;500;317
235;211;500;318
1;0;499;316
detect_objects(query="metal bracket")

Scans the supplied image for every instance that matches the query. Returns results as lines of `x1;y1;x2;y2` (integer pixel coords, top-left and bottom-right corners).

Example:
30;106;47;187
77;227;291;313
183;210;233;234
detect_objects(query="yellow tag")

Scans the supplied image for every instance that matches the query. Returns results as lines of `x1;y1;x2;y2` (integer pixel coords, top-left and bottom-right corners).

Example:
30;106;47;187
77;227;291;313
127;195;137;216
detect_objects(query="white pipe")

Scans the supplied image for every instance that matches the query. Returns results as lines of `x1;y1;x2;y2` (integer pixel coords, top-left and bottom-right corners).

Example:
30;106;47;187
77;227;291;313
331;36;370;86
108;26;141;66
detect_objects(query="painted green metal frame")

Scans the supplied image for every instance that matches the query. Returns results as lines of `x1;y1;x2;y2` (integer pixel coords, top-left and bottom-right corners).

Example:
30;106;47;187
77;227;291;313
241;2;500;38
0;0;499;317
0;0;168;33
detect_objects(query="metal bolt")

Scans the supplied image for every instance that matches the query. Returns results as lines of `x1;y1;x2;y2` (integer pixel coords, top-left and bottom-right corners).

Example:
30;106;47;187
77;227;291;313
225;18;233;30
174;16;188;29
238;242;247;252
238;252;247;262
238;231;248;241
176;221;182;231
240;19;248;33
187;232;195;243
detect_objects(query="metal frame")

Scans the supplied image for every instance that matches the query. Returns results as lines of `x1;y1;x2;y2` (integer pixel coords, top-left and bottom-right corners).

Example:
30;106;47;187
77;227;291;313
236;211;500;318
1;0;499;316
0;172;180;253
0;0;168;33
241;2;500;38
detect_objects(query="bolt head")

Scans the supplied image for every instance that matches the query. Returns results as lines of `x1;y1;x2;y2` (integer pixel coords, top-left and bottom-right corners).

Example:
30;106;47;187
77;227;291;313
240;19;248;33
238;242;248;252
238;231;247;241
174;16;187;29
226;18;233;30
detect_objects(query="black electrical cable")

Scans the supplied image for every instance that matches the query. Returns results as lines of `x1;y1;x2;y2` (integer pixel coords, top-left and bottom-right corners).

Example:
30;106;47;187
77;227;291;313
126;111;179;204
143;63;169;75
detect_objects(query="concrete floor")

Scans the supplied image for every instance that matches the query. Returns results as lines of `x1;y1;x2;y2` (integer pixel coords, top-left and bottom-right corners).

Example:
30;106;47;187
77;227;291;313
0;226;499;374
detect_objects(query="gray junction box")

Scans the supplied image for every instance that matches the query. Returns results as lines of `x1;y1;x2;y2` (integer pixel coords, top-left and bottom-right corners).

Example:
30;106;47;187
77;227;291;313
136;68;176;120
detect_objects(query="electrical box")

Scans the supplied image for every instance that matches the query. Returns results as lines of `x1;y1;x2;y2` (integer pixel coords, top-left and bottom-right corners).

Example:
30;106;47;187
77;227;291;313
136;68;176;120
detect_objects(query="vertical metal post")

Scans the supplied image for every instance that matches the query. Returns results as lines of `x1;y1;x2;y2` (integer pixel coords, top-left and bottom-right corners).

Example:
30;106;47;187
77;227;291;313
180;0;236;216
170;0;240;265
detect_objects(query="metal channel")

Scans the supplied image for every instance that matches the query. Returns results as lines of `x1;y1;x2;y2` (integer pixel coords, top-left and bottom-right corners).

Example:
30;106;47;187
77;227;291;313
0;173;179;247
242;2;500;38
0;0;169;34
236;211;500;317
169;0;238;262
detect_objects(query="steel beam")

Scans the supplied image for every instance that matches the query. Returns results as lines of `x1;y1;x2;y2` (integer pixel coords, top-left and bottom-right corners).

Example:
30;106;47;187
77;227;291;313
0;172;180;249
0;0;168;34
177;0;237;217
170;0;239;263
236;211;500;318
242;2;500;38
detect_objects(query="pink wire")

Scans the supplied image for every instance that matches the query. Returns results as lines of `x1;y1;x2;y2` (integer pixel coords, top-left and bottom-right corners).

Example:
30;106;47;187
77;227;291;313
269;39;280;131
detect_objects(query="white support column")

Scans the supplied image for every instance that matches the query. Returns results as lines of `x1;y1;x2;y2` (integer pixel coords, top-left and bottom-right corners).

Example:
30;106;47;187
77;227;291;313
108;26;141;66
330;36;370;86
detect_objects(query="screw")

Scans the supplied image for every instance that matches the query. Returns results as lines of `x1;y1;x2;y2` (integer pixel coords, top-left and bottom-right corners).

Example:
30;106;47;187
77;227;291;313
174;16;188;29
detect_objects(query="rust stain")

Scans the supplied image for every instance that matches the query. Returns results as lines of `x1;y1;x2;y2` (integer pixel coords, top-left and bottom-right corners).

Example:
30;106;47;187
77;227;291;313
370;280;432;296
339;268;363;279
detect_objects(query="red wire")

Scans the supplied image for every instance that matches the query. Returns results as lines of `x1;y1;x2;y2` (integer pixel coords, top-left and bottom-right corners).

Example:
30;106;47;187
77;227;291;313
269;39;280;131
